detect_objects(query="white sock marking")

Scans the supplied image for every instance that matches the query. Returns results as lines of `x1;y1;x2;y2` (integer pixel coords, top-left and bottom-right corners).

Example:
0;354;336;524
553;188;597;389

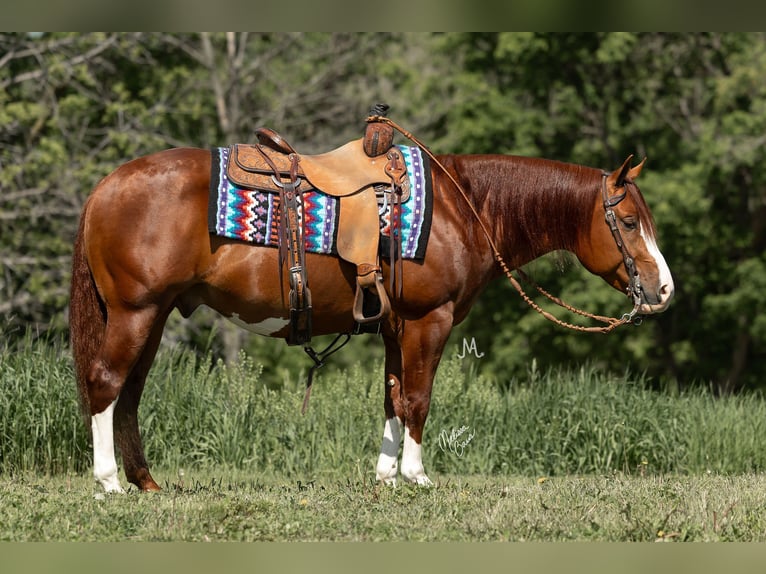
401;426;433;486
91;399;124;493
376;417;402;485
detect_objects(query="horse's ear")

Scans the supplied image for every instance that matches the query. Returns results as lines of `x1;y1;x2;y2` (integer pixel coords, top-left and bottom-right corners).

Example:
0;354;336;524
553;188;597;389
627;157;647;180
610;154;634;188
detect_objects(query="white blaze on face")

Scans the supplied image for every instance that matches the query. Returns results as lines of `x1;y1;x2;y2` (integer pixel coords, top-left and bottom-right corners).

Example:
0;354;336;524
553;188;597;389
92;399;124;493
640;223;674;313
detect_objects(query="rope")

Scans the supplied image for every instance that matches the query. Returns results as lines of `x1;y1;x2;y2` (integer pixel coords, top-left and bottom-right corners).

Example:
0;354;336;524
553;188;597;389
368;115;638;334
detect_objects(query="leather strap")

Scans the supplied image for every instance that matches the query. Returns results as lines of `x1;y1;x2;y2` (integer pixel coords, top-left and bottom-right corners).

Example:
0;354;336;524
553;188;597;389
274;153;312;345
385;147;407;300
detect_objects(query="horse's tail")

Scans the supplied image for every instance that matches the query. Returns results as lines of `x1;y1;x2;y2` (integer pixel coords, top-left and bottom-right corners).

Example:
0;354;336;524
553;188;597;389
69;197;104;421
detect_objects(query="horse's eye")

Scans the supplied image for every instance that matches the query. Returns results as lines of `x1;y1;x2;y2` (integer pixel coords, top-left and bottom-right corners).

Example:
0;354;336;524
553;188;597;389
621;217;638;231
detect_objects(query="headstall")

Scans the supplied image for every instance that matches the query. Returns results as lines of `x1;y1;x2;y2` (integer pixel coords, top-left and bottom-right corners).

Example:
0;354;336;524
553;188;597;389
600;172;643;324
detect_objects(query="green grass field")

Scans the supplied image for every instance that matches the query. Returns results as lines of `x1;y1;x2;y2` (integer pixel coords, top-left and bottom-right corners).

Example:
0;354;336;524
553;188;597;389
3;335;766;541
2;471;766;541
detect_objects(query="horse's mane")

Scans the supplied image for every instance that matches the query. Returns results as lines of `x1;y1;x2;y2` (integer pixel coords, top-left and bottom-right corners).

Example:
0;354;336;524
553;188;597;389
438;154;657;257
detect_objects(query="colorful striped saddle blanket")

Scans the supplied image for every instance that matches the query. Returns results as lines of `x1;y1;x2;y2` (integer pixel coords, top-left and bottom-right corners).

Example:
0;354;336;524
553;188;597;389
207;144;432;260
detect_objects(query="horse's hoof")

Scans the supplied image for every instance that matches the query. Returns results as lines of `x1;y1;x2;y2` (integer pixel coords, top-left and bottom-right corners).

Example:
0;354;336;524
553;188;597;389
377;476;398;487
129;469;162;492
402;474;434;487
96;476;125;494
141;480;162;492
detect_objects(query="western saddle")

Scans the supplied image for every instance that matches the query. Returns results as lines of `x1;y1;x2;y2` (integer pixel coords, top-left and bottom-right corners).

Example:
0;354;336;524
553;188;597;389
225;107;408;346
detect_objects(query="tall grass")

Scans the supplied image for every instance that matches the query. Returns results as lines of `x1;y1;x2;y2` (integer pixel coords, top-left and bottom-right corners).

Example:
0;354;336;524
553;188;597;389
0;333;87;475
429;360;766;476
2;335;766;478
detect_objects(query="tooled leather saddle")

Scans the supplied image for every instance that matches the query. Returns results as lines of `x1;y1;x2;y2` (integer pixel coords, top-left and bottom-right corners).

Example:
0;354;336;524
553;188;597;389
226;112;408;346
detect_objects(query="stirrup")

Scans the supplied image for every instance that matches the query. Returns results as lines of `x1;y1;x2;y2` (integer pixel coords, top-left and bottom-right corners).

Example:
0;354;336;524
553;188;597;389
352;272;391;324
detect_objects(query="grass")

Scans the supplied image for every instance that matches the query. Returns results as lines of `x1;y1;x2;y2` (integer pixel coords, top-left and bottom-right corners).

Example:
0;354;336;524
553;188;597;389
3;334;766;541
3;334;766;478
2;470;766;541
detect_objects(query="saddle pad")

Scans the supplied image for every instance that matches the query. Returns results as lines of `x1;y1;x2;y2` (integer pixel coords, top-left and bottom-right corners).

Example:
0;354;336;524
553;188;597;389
208;145;432;260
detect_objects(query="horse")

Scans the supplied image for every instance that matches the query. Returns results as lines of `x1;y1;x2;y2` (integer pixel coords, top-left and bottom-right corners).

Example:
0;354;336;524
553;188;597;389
69;140;674;493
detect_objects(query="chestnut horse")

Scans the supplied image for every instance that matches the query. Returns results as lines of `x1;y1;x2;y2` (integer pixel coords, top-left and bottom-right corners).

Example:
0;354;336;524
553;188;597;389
70;146;673;492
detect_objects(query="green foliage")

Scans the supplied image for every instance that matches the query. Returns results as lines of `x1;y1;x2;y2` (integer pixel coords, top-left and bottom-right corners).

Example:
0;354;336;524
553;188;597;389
3;32;766;391
0;333;87;475
443;32;766;391
3;338;766;480
4;338;766;542
430;358;766;477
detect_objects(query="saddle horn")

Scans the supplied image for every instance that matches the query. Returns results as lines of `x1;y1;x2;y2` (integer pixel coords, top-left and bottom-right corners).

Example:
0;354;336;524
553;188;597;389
363;103;394;157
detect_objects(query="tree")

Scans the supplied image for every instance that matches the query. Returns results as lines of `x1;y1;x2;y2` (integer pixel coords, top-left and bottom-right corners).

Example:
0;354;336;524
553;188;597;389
3;32;765;392
439;33;766;392
0;32;453;375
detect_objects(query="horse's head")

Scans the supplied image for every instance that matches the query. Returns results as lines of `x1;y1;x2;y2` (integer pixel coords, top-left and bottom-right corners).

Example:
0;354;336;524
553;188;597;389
578;156;674;315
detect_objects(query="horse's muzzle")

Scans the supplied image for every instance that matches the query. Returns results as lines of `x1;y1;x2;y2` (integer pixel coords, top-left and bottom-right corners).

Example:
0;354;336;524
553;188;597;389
638;279;674;314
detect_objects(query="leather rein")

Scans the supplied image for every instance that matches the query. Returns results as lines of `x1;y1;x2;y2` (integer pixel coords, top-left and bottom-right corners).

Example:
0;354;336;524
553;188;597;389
369;115;643;334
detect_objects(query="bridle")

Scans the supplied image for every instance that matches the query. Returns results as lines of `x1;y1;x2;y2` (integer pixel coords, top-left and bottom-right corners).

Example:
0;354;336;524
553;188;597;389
368;115;644;333
601;171;644;322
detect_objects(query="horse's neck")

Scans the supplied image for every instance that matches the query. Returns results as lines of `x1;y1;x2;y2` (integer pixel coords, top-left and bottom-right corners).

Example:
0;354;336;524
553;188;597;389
461;155;598;268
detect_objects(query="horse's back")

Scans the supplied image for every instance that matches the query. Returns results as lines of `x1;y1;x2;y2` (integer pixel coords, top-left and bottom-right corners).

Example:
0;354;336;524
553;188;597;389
90;147;210;202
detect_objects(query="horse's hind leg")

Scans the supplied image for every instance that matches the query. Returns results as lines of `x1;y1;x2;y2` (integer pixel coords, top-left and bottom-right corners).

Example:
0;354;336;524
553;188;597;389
87;305;164;493
113;309;171;492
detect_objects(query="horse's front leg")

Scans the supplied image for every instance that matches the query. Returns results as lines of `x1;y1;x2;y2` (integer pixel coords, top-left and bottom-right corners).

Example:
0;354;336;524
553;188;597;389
376;331;404;485
381;307;453;486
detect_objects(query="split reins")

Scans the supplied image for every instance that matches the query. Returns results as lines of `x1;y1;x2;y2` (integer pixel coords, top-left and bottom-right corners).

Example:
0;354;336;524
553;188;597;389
368;115;643;334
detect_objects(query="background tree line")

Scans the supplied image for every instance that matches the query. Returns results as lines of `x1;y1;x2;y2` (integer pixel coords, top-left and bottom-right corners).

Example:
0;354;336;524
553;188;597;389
2;32;764;393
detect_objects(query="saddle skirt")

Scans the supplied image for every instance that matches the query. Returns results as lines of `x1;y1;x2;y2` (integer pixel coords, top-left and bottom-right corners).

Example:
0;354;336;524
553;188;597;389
207;145;432;260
